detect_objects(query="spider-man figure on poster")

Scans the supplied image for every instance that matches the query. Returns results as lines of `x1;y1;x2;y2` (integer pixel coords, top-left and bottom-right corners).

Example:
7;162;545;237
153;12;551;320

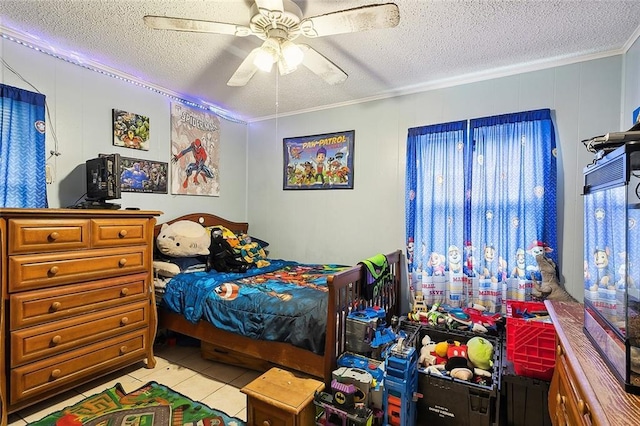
172;138;215;188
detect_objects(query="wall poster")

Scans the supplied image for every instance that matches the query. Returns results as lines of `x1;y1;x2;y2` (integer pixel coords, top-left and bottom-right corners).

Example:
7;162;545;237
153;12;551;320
120;156;168;194
170;103;220;196
112;109;150;151
283;130;354;190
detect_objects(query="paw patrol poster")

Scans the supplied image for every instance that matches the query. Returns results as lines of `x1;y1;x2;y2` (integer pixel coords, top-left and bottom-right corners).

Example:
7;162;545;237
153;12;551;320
283;130;354;190
170;103;220;196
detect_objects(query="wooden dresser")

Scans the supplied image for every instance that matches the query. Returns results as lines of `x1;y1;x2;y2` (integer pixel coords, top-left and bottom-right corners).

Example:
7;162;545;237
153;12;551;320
0;208;161;424
546;300;640;426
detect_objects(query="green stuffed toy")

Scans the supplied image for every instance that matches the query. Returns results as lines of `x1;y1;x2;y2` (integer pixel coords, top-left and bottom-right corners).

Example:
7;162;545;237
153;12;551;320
467;336;494;371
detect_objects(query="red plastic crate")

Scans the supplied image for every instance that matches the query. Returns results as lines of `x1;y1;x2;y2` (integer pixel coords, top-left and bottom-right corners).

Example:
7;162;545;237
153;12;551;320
505;300;555;381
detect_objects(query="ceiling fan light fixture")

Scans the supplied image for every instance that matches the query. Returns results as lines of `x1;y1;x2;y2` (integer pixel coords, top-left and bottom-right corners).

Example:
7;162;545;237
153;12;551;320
253;38;279;72
280;40;304;68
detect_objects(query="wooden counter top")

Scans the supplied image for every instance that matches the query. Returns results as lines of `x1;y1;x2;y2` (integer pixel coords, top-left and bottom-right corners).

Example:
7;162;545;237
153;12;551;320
546;300;640;425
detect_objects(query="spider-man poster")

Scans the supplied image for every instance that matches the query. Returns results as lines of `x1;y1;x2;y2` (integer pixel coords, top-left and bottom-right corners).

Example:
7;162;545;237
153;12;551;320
170;103;220;196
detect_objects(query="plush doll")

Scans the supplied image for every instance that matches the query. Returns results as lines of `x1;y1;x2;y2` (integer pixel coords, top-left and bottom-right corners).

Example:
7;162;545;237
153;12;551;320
419;335;437;367
445;344;473;381
530;254;577;302
154;220;210;277
467;336;494;371
156;220;210;257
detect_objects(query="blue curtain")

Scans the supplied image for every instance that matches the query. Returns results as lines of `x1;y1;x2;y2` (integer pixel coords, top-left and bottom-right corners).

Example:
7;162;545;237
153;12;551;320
405;109;556;310
469;109;557;280
406;121;469;305
0;84;48;207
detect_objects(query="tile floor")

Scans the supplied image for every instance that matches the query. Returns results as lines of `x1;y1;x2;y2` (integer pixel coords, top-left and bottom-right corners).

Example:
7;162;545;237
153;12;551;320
8;344;259;425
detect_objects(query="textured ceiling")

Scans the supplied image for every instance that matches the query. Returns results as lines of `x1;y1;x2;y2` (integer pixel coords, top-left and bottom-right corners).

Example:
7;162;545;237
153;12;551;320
2;0;640;122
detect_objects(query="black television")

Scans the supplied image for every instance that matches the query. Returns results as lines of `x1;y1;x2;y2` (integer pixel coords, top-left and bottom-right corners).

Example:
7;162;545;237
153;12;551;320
83;153;122;209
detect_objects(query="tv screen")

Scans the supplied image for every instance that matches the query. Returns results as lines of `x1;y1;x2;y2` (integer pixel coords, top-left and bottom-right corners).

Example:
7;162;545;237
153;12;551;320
85;153;121;207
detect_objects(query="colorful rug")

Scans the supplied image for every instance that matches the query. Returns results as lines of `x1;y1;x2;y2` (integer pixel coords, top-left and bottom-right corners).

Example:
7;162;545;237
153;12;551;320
28;381;245;426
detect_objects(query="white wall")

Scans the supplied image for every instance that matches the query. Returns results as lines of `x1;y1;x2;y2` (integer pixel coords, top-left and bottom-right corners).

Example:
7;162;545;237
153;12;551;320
624;35;640;128
1;40;249;224
247;57;625;301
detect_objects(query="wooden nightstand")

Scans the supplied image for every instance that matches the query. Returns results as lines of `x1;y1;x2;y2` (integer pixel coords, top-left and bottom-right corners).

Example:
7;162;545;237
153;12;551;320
241;367;324;426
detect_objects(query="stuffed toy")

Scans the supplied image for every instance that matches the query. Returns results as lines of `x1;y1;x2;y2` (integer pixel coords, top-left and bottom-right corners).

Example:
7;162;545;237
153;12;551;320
445;344;473;381
467;336;494;371
156;220;210;257
154;221;210;277
531;254;577;302
418;335;437;367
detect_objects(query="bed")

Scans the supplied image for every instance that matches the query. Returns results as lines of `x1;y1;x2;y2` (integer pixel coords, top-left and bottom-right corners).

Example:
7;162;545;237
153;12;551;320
153;212;403;383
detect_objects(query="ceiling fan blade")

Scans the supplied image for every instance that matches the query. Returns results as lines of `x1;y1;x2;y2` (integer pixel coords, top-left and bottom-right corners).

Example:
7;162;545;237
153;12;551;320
298;44;347;85
143;15;251;37
227;48;261;86
299;3;400;38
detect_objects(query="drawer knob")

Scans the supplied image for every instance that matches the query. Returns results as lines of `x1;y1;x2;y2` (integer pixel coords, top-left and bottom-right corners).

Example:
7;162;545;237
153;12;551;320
49;231;60;241
120;317;129;326
50;301;61;312
578;399;589;415
51;369;61;379
556;345;563;356
262;421;272;426
49;266;59;275
120;345;128;355
119;258;127;267
121;287;130;296
51;335;62;345
119;229;128;238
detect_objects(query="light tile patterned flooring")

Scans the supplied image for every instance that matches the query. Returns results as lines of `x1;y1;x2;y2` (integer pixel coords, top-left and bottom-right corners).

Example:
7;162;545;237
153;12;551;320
8;344;258;425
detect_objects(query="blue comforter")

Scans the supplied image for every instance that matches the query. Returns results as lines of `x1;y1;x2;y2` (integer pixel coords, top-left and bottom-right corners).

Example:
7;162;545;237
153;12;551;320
161;260;347;354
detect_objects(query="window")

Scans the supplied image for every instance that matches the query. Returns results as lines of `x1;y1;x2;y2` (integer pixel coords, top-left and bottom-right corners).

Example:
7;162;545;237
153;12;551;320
406;109;557;311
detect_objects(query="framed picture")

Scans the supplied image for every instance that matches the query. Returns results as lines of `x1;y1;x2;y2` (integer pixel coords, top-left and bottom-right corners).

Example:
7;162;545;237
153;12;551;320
120;156;168;194
283;130;354;190
113;109;150;151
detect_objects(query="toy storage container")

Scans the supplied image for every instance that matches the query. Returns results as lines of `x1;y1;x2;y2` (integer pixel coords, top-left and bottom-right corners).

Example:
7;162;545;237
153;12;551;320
500;360;552;426
416;327;502;426
505;300;555;381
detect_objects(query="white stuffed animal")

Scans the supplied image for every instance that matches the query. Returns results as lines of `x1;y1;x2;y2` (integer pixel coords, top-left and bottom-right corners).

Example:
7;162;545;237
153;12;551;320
419;335;437;367
156;220;210;257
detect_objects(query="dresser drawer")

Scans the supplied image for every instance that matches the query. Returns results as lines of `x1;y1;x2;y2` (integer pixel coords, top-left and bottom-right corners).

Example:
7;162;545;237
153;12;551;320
9;246;149;292
8;219;90;254
10;330;148;405
10;273;148;329
249;398;293;426
11;300;150;366
9;273;149;331
91;218;149;248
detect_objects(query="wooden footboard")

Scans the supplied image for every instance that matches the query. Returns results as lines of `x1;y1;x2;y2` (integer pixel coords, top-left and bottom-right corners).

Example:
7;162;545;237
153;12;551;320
154;213;403;384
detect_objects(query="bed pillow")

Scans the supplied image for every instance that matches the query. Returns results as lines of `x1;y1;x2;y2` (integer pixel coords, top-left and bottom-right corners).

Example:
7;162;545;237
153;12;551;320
153;260;181;278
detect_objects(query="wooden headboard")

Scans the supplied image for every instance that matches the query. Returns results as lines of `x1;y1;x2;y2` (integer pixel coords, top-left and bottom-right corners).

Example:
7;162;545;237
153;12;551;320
153;213;249;238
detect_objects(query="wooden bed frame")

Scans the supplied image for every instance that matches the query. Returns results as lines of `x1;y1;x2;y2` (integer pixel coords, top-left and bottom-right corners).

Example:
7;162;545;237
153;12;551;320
154;213;403;384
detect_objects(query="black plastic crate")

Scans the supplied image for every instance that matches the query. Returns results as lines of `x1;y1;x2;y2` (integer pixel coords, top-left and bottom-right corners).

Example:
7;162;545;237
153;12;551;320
416;327;501;426
501;363;552;426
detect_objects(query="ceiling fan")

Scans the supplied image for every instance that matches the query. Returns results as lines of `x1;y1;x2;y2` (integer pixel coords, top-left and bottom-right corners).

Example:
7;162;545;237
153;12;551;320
143;0;400;87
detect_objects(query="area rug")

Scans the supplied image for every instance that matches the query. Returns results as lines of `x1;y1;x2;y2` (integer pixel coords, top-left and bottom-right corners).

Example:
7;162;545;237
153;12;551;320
28;381;245;426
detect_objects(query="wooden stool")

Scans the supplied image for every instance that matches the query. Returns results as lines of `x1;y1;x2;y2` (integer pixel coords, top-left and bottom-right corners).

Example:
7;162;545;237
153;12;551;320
241;367;325;426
